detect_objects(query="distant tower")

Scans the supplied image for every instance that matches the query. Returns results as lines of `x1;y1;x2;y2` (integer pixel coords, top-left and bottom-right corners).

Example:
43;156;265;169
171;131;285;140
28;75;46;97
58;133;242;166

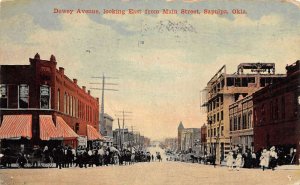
177;121;184;152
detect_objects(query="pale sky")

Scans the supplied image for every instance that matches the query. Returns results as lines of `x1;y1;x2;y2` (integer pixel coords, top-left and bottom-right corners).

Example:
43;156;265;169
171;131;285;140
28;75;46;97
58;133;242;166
1;0;300;140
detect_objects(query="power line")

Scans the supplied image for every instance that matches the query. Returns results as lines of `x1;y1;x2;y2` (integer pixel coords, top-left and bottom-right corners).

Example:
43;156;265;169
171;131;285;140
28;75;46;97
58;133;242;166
90;74;119;134
115;109;133;150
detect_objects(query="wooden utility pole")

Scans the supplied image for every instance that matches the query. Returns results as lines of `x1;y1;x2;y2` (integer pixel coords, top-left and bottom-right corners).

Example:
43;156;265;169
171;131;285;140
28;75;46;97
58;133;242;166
90;75;118;134
115;110;132;150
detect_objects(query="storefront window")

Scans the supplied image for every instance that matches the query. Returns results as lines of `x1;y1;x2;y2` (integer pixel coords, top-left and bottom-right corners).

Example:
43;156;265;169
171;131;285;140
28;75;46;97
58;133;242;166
40;85;50;109
19;84;29;108
0;84;8;108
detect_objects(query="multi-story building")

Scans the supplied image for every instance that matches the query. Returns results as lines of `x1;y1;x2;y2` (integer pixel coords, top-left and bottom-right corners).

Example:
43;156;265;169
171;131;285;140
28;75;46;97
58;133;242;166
0;53;100;148
229;95;253;153
253;60;300;164
202;63;285;163
100;113;113;137
180;128;201;152
177;122;201;152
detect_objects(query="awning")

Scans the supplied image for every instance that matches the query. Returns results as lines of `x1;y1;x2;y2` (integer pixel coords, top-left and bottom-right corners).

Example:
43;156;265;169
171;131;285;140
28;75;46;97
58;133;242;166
0;115;32;139
39;115;61;140
56;116;78;139
87;124;105;141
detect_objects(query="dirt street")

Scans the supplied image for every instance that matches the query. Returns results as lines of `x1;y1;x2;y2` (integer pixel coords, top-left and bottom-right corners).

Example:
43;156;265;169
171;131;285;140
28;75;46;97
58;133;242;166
0;161;299;185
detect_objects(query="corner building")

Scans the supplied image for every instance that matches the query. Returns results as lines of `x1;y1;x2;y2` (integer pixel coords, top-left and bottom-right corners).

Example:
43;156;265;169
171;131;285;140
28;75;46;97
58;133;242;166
0;53;99;148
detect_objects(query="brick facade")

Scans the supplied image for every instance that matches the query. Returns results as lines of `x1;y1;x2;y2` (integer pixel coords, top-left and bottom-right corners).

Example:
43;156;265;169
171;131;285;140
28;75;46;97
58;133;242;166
253;60;300;164
0;53;99;144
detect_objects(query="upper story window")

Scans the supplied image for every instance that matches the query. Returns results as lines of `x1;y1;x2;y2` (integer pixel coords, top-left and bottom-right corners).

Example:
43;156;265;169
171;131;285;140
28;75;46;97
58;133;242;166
57;89;60;111
19;84;29;108
0;84;8;108
40;85;51;109
64;93;67;113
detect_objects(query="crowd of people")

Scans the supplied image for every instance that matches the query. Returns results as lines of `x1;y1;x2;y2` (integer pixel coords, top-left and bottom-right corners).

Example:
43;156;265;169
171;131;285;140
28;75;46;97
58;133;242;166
0;145;158;169
169;145;297;171
225;146;279;171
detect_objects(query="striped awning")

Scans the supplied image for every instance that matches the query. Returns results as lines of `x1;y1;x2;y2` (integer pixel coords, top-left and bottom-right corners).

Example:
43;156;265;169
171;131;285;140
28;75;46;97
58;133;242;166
0;115;32;139
87;124;105;141
56;116;78;139
39;115;61;140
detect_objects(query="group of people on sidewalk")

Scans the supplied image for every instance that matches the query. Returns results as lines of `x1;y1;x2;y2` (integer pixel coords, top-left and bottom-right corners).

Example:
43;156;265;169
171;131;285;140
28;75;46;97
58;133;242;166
225;146;278;171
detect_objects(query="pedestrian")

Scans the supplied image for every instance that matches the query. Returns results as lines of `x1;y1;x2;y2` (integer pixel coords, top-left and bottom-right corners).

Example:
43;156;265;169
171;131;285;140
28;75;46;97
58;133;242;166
52;148;57;168
88;148;93;167
32;146;42;167
113;152;119;165
235;153;243;171
56;146;64;169
67;147;73;167
243;149;252;168
212;155;216;168
3;147;12;168
269;146;278;170
251;152;257;168
260;149;270;171
226;151;234;170
71;148;76;166
98;147;105;166
63;146;68;168
151;154;154;162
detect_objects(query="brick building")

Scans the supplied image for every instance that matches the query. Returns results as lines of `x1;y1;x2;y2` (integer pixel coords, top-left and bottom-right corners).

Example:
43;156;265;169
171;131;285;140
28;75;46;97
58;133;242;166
0;53;100;148
253;60;300;164
177;122;201;152
202;63;285;163
229;95;253;153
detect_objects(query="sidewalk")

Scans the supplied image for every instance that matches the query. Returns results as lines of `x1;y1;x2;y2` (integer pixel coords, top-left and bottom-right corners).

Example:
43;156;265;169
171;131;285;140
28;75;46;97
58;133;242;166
219;161;300;170
276;165;300;170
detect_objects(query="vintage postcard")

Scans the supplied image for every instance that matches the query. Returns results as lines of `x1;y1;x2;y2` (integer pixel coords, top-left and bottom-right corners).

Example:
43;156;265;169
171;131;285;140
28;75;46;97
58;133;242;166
0;0;299;185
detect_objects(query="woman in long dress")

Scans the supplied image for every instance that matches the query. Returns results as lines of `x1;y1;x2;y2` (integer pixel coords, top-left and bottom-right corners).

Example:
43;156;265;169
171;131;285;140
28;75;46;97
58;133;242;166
226;152;234;170
235;153;243;171
269;146;278;170
260;149;270;171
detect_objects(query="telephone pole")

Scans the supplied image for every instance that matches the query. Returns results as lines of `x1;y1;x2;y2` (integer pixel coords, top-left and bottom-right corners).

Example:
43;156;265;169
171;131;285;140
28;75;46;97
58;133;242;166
115;110;132;150
90;74;118;134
